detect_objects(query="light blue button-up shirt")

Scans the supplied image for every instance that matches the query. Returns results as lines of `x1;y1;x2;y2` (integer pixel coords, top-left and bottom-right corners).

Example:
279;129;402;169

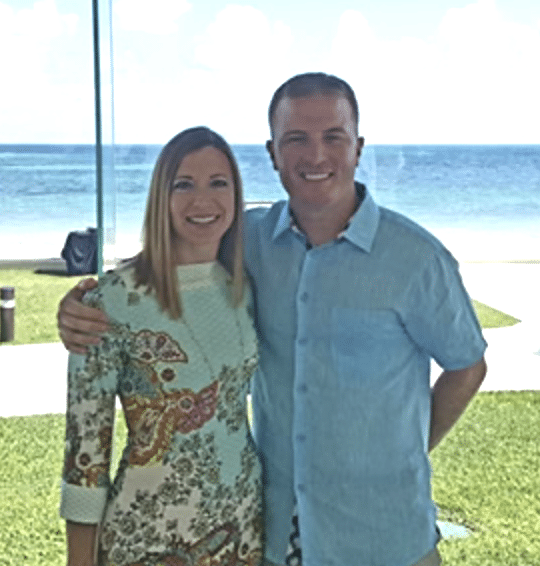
243;185;487;566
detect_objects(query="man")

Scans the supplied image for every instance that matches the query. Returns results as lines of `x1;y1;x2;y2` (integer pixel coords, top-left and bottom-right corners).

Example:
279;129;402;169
58;73;487;566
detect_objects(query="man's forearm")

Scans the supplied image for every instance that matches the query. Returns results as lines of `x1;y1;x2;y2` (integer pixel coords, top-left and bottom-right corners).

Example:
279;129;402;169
429;357;487;451
66;521;98;566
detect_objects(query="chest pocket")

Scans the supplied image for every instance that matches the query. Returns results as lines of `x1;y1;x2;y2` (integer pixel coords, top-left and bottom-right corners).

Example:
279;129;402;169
331;308;410;388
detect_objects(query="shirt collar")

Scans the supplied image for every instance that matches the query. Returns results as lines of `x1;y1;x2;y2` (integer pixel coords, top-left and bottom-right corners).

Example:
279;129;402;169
272;182;380;253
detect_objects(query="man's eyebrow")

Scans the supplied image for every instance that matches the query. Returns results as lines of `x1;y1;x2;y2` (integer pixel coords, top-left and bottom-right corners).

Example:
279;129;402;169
324;127;347;134
282;130;306;137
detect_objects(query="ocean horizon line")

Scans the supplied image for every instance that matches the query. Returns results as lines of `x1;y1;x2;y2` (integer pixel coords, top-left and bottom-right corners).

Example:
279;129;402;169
2;142;540;149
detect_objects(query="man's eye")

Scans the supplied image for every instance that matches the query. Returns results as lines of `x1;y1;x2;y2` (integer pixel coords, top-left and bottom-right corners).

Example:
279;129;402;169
285;136;306;144
325;134;342;142
172;180;192;191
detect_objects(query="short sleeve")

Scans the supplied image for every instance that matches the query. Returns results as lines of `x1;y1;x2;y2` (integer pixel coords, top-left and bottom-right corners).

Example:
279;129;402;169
403;249;487;370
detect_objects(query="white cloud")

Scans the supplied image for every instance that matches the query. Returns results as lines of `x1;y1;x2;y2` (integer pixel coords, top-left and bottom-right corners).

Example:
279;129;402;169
0;0;78;77
0;0;77;38
108;5;296;144
2;0;538;144
324;0;540;143
194;4;292;71
0;0;87;142
113;0;192;34
173;5;295;143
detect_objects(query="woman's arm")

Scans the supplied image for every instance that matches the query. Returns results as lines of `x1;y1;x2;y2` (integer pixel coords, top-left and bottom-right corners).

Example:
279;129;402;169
60;280;121;563
66;521;98;566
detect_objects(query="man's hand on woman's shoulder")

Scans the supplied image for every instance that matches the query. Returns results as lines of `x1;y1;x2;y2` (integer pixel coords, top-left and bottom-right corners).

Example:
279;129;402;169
57;278;110;354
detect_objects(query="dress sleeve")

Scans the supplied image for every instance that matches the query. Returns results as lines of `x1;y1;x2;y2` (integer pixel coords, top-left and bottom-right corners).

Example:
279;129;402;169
59;290;125;523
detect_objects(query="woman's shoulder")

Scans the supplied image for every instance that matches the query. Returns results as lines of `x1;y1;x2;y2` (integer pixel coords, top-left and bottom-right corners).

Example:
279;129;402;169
83;261;138;311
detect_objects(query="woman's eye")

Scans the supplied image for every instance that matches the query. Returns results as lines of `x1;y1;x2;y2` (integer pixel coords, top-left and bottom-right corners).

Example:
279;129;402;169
211;179;229;189
172;180;192;191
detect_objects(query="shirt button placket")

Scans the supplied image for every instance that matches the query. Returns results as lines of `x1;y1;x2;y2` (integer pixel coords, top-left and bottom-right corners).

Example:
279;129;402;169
293;253;312;505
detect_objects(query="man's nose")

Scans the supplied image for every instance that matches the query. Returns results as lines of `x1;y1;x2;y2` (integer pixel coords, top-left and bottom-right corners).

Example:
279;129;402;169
305;139;326;164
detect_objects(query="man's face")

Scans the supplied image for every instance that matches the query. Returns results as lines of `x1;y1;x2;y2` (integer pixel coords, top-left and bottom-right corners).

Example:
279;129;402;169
267;94;364;213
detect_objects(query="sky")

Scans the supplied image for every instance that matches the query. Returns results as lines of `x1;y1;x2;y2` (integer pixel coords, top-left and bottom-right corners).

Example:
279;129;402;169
1;0;539;144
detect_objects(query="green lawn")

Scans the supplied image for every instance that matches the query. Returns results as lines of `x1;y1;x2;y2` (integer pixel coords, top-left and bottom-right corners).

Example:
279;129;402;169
0;269;521;347
1;392;538;564
473;300;520;329
0;270;85;345
432;392;540;564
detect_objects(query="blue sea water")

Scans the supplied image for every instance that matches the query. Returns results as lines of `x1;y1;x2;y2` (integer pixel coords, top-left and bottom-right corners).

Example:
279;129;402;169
1;144;539;260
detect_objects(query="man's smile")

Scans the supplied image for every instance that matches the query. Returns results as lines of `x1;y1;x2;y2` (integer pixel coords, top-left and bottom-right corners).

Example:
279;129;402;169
300;172;334;181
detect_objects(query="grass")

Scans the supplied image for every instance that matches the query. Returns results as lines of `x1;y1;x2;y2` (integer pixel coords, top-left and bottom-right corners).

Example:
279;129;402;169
1;392;538;564
431;391;540;564
0;270;521;347
0;270;85;345
472;300;520;329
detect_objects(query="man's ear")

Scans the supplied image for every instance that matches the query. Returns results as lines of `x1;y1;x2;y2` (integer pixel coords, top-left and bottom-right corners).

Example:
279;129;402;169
266;140;278;171
356;136;365;165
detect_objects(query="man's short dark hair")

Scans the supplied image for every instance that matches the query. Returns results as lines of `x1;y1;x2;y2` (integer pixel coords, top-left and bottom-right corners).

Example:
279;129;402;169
268;72;359;136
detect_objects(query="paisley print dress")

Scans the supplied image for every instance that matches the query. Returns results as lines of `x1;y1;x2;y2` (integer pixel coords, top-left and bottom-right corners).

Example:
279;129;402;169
60;262;263;566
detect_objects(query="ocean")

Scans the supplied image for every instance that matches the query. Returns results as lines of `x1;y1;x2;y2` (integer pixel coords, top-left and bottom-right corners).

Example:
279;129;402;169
1;144;539;262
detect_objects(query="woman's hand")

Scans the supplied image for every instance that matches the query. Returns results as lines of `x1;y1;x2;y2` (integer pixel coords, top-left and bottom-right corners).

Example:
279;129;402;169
66;521;98;566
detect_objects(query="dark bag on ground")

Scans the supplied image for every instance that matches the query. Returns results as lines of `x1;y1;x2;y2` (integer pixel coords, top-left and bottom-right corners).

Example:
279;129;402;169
61;228;98;275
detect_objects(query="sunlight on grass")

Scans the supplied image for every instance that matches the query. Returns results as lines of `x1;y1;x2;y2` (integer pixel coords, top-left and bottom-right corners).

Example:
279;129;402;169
1;392;539;564
472;300;520;329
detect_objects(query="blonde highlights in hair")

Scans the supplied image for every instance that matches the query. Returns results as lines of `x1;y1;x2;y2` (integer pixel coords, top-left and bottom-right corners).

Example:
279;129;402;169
133;127;245;318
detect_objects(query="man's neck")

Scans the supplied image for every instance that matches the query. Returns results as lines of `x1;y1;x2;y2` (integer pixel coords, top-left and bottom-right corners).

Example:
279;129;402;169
291;188;359;247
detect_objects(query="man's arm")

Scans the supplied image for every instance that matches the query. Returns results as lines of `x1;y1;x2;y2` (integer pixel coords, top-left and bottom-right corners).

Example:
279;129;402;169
429;357;487;451
57;278;109;354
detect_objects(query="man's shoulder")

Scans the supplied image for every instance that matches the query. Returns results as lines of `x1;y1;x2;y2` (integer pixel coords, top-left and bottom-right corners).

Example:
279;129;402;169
245;200;287;233
376;206;456;265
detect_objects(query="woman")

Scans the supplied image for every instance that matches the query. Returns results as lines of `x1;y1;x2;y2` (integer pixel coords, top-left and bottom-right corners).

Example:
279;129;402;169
60;127;263;566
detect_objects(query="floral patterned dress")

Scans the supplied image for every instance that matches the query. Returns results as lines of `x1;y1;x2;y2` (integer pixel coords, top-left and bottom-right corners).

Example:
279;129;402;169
60;262;263;566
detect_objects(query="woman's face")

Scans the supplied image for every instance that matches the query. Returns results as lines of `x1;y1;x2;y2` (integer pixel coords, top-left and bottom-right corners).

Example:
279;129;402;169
169;146;236;264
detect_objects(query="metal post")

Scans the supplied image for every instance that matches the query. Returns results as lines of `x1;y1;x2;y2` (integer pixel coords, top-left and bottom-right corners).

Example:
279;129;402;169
92;0;116;274
92;0;104;276
0;287;15;342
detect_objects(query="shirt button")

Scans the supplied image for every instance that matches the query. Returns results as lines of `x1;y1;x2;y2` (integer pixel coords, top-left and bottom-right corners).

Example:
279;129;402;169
299;292;308;302
297;484;306;493
298;338;307;346
296;434;306;442
297;384;308;393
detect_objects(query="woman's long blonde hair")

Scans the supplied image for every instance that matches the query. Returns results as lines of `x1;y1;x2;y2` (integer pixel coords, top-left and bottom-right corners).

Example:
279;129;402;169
133;127;245;319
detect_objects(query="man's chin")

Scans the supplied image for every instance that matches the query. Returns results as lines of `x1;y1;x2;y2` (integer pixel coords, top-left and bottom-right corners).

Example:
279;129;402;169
290;194;333;212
